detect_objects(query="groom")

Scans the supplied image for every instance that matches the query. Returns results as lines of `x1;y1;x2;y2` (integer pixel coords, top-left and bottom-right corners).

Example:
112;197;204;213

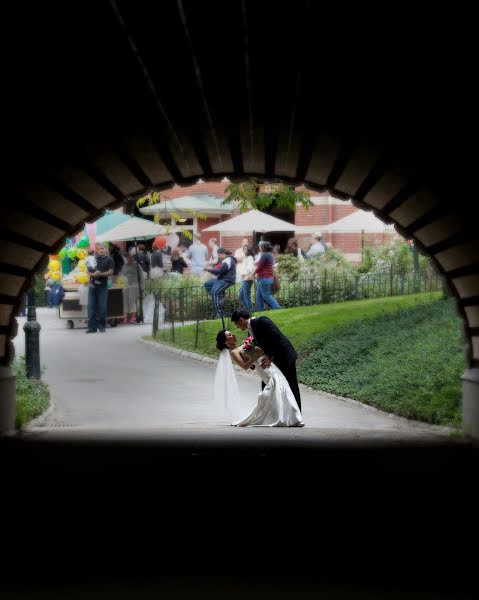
231;309;301;410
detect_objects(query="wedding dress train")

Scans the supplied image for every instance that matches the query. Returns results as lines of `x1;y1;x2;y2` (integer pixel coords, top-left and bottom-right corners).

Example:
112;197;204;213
233;357;304;427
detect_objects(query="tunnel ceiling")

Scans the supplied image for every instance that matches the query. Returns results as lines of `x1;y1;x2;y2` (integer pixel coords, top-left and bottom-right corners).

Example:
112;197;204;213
0;1;478;366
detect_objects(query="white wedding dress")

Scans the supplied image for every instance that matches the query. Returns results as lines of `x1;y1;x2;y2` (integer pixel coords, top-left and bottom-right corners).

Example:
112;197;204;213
214;350;304;427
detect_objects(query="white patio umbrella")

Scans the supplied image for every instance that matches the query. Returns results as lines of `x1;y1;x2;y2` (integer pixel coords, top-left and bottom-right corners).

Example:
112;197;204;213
95;216;166;324
296;209;395;261
202;209;295;247
95;215;166;242
296;209;395;234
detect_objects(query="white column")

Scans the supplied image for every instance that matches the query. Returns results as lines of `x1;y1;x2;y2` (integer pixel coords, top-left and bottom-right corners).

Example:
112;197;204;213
0;365;16;434
462;368;479;440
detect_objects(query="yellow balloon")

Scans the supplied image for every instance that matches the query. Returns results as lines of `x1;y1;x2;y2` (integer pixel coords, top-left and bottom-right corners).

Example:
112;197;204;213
51;269;61;281
77;259;87;272
77;272;89;284
77;248;88;260
48;259;61;271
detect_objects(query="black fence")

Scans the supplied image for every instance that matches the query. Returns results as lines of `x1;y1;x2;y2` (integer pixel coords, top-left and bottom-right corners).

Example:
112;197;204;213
151;267;442;334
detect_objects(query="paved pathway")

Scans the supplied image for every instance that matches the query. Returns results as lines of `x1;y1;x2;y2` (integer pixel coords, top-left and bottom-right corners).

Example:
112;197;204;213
14;308;452;442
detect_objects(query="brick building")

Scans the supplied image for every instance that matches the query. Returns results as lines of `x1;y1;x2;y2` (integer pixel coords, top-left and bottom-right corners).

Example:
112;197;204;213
139;179;399;262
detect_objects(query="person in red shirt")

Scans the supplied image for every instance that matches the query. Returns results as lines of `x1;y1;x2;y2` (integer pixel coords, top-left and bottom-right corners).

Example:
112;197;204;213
255;241;281;311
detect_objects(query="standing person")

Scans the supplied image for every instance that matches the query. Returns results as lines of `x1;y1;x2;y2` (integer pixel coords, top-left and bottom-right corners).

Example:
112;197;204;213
136;243;150;278
203;248;236;318
234;238;249;281
150;243;164;279
187;233;208;276
86;243;114;333
121;253;145;324
43;272;53;307
110;243;125;276
285;237;307;260
234;238;249;262
272;244;281;265
207;238;220;268
170;248;188;275
255;241;281;312
19;292;28;316
306;233;328;258
161;245;172;273
238;245;255;312
231;308;302;411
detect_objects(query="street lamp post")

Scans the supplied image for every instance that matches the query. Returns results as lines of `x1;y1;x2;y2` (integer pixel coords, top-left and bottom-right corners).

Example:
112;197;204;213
23;282;41;380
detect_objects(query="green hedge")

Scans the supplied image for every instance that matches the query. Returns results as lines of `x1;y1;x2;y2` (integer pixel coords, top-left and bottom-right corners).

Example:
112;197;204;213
297;298;463;426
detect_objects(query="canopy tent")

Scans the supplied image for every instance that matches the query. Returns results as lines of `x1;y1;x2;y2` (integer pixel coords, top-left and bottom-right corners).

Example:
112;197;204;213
94;210;132;236
296;209;395;234
139;194;233;217
95;216;166;243
202;209;295;234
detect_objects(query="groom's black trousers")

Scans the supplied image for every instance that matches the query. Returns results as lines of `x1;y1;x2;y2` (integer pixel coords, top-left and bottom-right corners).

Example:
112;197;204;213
261;359;301;410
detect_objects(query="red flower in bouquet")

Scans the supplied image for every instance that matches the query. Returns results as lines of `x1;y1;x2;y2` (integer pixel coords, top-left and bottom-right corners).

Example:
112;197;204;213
242;336;258;351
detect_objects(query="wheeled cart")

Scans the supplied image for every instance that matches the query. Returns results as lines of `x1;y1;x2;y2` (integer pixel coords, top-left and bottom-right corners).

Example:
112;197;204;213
59;286;124;329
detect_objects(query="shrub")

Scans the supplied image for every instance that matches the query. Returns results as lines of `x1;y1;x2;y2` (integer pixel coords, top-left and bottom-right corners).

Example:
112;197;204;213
13;356;50;428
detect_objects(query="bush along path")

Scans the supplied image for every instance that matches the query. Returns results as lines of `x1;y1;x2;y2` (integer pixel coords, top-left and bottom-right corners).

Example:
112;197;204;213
13;356;50;428
297;297;463;427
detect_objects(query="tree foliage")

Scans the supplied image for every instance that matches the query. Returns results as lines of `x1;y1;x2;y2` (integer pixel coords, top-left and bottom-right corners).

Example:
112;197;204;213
137;191;206;240
222;180;313;212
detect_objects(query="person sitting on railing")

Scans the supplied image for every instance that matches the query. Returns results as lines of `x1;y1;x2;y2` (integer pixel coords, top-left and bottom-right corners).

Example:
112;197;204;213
203;248;237;318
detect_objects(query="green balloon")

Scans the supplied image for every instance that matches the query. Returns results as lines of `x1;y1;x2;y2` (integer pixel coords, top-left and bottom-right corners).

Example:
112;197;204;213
58;247;68;259
68;247;77;260
77;236;90;248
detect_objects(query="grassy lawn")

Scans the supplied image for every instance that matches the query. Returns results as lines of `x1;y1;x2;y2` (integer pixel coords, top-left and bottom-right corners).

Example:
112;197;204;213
13;356;50;428
297;298;463;426
145;292;464;426
148;292;444;358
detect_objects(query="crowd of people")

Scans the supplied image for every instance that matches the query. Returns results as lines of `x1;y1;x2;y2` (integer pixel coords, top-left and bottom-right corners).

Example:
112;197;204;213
203;233;332;318
49;232;331;331
120;233;331;322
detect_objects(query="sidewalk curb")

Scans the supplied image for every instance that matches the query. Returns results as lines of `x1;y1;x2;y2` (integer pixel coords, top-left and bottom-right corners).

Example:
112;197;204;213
138;337;457;435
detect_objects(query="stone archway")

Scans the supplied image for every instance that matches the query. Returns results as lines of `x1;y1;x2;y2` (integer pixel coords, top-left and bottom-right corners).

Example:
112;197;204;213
1;2;477;437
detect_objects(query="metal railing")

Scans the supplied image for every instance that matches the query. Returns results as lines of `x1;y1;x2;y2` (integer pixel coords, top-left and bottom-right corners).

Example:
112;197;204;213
151;267;442;338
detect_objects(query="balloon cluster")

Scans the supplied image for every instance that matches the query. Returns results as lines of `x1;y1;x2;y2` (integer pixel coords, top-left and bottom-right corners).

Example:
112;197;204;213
53;234;92;286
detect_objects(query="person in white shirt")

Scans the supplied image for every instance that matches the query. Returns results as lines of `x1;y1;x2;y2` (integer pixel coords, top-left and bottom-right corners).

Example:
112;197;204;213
237;245;256;311
187;233;208;276
207;238;219;267
306;233;328;258
235;239;249;282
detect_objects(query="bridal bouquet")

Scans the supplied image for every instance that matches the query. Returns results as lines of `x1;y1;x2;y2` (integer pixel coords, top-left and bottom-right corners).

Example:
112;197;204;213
241;336;259;358
242;336;258;351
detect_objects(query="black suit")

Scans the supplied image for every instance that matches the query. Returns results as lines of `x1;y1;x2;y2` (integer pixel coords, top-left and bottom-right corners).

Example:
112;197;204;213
249;316;301;410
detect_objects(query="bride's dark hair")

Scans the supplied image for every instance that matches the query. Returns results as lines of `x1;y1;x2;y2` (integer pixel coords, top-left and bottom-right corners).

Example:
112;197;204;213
216;330;228;351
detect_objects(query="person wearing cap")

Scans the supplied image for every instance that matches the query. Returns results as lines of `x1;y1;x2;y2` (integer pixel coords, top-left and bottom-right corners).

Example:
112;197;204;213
203;247;237;318
86;243;114;333
306;233;329;258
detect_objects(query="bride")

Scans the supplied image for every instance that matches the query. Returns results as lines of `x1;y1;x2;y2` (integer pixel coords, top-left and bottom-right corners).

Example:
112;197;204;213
214;329;304;427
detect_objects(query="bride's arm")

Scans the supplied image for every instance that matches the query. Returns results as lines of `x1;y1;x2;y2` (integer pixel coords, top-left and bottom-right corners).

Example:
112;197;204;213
230;348;262;370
